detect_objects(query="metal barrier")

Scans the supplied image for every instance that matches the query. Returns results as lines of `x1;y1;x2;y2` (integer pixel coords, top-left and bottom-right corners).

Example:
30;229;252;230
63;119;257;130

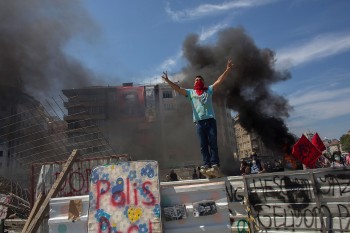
44;166;350;233
227;167;350;233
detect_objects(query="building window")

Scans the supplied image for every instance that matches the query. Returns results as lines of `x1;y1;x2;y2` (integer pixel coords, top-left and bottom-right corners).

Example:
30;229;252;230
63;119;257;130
0;151;3;157
162;91;173;98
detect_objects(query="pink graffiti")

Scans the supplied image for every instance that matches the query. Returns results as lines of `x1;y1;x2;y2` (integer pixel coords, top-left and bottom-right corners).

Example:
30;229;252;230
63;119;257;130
54;168;92;196
95;178;156;209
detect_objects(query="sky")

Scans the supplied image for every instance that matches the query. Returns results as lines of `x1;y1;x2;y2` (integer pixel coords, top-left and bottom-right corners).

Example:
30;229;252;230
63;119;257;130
64;0;350;140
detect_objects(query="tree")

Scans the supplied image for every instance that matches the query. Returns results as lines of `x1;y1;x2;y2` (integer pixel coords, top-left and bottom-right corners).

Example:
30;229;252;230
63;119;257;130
340;133;350;152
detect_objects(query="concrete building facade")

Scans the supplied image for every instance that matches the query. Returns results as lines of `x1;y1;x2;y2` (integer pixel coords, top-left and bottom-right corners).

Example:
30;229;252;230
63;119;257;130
233;114;274;161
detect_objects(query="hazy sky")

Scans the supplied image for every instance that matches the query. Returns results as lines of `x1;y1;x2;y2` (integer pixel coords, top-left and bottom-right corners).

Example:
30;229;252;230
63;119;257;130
64;0;350;140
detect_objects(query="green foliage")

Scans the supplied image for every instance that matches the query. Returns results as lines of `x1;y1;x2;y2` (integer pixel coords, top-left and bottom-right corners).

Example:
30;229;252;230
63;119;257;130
340;134;350;152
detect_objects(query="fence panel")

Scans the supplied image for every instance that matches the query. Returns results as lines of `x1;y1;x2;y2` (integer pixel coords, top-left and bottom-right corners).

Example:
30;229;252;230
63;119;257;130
45;167;350;233
161;180;231;233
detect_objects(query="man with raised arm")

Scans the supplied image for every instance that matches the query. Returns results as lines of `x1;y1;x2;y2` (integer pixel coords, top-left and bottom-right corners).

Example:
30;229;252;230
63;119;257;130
162;59;234;177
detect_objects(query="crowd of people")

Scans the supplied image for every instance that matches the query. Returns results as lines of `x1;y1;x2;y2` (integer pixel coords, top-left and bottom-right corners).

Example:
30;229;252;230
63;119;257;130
166;167;206;181
165;151;350;181
315;151;350;168
239;152;269;175
239;151;350;175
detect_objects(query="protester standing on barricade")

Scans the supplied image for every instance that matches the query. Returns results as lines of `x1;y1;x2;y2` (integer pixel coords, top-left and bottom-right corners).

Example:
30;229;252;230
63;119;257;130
162;59;234;178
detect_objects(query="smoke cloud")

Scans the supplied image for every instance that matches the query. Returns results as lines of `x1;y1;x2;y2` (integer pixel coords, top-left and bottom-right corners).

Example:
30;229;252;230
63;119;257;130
0;0;99;99
181;27;295;152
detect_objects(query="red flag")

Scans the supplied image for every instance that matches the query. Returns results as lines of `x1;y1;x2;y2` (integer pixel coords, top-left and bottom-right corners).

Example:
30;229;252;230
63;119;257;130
311;132;326;152
292;135;321;168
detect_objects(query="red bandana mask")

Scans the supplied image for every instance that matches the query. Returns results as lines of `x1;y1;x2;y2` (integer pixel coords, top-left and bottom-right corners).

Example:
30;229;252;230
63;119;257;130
194;79;208;95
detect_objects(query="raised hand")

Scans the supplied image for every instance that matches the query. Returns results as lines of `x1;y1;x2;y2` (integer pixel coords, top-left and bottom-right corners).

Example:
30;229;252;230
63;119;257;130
226;59;234;70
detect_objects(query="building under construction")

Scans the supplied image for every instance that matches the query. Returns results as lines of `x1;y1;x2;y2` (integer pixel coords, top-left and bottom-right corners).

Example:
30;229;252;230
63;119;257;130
0;87;118;229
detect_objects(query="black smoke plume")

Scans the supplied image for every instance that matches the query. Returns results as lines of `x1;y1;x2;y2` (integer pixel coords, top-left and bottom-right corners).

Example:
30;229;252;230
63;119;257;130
181;27;295;152
0;0;99;99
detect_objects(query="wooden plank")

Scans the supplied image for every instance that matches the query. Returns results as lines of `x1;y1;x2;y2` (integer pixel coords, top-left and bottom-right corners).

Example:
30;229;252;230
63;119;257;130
24;149;80;233
21;192;44;233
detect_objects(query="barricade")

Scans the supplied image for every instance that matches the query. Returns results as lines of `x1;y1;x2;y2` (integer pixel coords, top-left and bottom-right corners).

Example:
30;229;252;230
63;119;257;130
45;166;350;233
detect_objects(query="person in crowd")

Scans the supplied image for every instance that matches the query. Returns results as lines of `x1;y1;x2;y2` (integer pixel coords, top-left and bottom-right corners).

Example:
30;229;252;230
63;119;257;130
276;159;284;171
162;59;234;177
284;153;299;171
250;152;263;174
315;153;331;168
169;169;179;181
346;152;350;166
260;163;268;173
331;151;345;167
192;168;198;179
240;160;249;175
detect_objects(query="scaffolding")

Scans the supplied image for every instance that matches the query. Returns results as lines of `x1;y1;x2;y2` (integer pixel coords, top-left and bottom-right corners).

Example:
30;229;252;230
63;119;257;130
0;94;120;219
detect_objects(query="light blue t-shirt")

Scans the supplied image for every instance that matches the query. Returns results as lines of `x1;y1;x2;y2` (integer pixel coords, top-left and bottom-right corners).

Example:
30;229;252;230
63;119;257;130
185;85;215;122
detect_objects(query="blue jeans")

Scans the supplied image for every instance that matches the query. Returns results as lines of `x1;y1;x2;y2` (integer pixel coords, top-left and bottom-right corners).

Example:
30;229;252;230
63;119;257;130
195;118;219;167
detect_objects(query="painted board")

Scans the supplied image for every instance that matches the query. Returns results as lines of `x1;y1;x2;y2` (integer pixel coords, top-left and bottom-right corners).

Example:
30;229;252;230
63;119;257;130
88;161;161;233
